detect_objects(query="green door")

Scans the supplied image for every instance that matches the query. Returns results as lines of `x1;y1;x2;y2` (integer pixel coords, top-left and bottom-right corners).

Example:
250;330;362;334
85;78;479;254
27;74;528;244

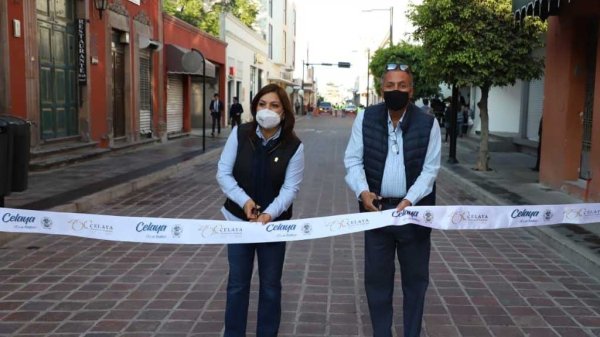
37;0;78;140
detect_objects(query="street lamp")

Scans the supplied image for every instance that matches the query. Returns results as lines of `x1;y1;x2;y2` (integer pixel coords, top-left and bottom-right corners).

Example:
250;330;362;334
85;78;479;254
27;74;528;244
362;7;394;48
94;0;109;20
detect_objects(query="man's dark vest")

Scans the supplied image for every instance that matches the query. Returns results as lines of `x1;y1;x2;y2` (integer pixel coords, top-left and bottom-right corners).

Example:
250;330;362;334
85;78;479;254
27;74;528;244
224;123;302;221
362;102;436;206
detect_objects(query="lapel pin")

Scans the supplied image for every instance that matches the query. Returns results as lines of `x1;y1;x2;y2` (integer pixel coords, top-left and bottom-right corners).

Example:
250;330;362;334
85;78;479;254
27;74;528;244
274;157;279;163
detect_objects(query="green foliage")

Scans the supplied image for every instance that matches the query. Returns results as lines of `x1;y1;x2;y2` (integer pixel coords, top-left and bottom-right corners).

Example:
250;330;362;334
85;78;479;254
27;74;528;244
407;0;546;89
369;42;441;100
163;0;260;37
230;0;260;28
407;0;546;170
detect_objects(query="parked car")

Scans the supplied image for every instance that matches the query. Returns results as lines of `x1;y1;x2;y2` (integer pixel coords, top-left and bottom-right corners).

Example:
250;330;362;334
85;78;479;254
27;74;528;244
318;102;333;114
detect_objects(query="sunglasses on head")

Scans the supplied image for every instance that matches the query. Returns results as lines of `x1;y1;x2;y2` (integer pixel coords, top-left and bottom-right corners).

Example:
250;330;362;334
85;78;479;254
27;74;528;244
386;63;410;72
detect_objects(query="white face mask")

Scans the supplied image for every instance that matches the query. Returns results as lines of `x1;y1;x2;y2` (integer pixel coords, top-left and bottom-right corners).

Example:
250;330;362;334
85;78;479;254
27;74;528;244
256;109;281;129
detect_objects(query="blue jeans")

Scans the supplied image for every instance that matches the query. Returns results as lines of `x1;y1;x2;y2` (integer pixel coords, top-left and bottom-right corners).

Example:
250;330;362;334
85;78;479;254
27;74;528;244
364;221;431;337
224;242;286;337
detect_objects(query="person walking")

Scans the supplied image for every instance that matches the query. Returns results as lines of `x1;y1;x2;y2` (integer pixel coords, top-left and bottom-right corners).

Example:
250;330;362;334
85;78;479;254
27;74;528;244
229;96;243;129
210;93;223;137
216;83;304;337
344;63;441;337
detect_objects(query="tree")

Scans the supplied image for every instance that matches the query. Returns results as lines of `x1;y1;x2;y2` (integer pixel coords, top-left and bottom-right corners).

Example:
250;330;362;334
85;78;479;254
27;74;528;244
408;0;546;171
163;0;259;37
369;42;440;101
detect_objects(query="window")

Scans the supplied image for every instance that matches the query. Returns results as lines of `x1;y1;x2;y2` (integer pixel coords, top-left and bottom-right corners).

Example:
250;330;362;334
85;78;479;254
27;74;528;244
283;31;287;64
268;24;273;59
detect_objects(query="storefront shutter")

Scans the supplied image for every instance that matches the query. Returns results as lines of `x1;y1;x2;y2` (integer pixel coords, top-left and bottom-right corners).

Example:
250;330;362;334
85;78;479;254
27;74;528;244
166;74;184;134
139;49;152;135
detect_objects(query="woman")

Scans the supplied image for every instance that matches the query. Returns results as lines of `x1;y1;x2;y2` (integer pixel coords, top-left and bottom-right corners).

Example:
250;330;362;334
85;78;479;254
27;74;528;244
216;83;304;337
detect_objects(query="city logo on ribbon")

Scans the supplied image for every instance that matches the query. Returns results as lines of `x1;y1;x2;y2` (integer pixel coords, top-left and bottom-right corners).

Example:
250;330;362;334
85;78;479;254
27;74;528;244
544;209;554;221
391;209;420;220
423;210;434;224
171;225;183;238
510;208;544;224
2;212;36;229
70;219;114;233
41;217;53;230
266;223;298;238
450;209;488;225
302;223;312;235
564;207;600;221
136;221;169;239
198;224;243;239
326;217;370;232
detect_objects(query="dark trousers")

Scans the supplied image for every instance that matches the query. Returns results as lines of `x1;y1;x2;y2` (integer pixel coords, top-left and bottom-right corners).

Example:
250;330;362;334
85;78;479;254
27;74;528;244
231;115;241;129
364;202;431;337
212;114;221;134
224;242;286;337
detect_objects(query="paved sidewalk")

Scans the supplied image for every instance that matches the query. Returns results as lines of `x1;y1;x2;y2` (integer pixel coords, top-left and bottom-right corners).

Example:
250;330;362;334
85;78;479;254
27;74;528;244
0;116;598;336
3;131;231;212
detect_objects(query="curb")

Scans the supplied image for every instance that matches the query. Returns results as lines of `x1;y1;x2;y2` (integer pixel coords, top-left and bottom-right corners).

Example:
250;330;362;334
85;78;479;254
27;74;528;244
440;165;600;281
50;147;223;213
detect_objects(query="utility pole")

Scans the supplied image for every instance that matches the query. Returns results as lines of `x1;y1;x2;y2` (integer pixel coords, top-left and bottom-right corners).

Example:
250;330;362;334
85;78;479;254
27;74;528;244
366;48;370;106
389;6;393;47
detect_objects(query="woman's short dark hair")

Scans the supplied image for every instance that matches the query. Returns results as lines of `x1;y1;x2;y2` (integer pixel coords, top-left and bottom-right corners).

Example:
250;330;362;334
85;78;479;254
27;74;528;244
249;83;296;140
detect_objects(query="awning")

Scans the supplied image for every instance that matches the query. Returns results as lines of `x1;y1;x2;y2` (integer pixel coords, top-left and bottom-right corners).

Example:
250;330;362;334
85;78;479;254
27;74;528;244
166;44;216;78
513;0;574;21
139;36;162;51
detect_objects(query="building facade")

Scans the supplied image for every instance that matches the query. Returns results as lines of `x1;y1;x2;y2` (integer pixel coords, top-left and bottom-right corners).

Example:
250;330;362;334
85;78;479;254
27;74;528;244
515;0;600;200
257;0;296;91
221;12;268;123
1;0;164;152
162;14;226;136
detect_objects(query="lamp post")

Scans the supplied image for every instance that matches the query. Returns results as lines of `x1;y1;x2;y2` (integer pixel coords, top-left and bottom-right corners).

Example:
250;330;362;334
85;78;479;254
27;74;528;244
94;0;109;19
191;49;207;152
362;7;394;48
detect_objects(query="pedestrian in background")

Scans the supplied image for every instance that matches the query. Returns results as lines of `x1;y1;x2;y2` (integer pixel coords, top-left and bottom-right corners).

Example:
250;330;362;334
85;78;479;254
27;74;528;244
344;63;441;337
216;83;305;337
229;96;243;129
210;93;223;137
533;116;543;171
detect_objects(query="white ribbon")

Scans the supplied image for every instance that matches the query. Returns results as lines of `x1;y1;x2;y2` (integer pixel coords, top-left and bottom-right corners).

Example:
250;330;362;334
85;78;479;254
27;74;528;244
1;204;599;244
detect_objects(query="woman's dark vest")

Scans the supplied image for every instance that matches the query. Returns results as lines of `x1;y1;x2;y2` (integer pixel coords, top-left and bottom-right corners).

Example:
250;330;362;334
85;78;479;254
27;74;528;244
362;102;436;206
224;123;302;221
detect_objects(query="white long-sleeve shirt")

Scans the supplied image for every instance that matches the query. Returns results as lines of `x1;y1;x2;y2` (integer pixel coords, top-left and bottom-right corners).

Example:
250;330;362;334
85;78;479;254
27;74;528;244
344;110;441;204
216;126;304;221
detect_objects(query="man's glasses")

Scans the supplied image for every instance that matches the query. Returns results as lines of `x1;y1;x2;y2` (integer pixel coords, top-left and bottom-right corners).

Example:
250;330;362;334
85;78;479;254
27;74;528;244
386;63;410;72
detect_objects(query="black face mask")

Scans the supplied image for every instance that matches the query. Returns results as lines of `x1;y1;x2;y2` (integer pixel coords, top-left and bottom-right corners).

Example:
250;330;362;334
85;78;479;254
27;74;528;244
383;90;409;111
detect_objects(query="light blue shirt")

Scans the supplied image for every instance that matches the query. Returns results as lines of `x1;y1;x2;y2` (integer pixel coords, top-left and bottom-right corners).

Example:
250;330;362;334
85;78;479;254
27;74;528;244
217;125;305;221
344;109;441;204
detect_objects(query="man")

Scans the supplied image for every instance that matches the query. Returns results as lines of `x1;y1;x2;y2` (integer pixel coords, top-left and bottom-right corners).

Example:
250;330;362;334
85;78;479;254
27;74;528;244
229;96;243;129
210;93;224;136
420;98;432;115
344;63;441;337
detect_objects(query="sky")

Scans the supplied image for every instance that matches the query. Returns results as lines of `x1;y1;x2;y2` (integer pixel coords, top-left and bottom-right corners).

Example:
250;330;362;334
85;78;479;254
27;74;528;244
293;0;422;94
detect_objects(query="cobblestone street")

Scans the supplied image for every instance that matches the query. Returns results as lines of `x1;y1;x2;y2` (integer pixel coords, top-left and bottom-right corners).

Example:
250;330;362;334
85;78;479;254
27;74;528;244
0;116;598;337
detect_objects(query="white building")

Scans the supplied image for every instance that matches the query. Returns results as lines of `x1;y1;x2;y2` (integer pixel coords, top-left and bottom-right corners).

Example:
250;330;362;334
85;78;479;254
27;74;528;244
221;12;268;123
257;0;296;90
